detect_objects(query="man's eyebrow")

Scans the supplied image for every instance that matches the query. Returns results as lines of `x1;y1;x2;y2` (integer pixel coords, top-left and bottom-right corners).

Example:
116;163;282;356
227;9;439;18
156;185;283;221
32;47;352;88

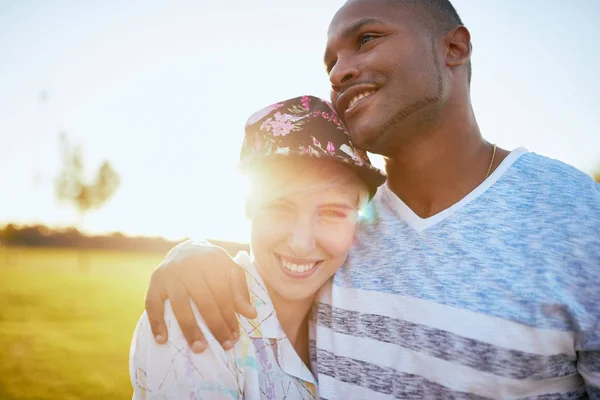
324;18;386;67
348;17;386;35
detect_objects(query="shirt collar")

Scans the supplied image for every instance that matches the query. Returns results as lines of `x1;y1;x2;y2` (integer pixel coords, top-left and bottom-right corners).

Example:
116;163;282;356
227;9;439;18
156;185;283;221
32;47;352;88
234;251;279;339
234;251;317;386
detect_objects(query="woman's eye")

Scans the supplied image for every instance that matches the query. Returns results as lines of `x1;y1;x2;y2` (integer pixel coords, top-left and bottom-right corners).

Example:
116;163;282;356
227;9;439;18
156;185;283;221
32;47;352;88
263;203;292;214
319;210;346;218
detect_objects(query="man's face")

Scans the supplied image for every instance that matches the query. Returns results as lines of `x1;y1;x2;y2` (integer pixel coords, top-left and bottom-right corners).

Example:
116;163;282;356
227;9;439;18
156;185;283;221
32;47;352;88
325;0;446;155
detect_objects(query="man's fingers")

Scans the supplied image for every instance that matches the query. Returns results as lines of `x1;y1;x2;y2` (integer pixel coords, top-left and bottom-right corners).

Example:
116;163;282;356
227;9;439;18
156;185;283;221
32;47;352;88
231;264;257;319
166;278;208;353
145;272;168;343
202;266;239;341
186;274;234;349
145;242;242;351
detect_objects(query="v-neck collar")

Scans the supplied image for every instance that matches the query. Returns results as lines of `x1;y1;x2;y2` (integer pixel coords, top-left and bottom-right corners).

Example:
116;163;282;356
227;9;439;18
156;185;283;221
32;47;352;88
380;147;528;233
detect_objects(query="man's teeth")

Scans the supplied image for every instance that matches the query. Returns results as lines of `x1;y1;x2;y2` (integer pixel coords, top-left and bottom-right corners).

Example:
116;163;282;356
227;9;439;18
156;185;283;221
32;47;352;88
281;258;317;273
347;90;375;110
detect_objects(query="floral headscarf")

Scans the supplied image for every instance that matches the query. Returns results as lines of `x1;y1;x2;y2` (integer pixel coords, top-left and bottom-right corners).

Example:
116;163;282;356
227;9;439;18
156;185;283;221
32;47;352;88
240;95;386;198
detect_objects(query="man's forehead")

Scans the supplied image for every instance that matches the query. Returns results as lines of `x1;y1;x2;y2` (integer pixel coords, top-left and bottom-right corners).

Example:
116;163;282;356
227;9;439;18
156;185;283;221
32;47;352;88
327;0;393;37
325;0;407;61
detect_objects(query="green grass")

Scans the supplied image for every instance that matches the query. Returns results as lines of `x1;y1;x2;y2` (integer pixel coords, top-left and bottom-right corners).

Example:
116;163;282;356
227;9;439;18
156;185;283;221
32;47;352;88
0;246;164;400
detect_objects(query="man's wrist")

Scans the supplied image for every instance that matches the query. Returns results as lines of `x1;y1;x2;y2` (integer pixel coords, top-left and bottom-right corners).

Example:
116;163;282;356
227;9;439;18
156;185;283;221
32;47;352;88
161;239;218;267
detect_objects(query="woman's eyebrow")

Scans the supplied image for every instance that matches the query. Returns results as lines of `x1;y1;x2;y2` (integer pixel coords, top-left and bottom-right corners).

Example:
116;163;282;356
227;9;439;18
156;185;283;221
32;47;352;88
318;203;355;210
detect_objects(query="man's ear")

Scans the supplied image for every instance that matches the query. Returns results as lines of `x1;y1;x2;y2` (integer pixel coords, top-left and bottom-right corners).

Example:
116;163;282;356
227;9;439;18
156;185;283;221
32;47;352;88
445;26;471;68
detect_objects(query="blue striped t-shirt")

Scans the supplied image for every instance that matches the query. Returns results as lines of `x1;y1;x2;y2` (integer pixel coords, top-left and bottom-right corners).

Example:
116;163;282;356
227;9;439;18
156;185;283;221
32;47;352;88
312;149;600;399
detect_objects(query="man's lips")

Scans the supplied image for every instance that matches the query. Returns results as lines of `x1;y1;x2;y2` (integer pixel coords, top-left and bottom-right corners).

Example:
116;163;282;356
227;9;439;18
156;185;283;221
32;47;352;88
336;85;378;117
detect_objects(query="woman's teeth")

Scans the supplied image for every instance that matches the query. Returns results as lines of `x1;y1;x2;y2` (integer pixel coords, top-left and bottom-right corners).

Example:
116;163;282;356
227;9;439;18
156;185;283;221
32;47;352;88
281;258;317;273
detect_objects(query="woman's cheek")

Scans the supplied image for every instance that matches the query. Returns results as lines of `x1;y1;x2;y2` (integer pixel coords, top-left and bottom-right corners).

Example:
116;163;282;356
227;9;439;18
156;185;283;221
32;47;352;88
250;218;289;251
317;223;357;258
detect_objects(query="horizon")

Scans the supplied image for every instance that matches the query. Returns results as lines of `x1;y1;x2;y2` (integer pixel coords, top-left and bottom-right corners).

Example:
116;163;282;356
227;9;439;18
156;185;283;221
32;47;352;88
1;0;599;242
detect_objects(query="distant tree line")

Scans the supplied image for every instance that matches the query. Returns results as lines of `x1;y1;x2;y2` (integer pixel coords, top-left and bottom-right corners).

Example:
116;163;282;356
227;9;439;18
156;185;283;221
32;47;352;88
0;224;248;257
2;168;597;257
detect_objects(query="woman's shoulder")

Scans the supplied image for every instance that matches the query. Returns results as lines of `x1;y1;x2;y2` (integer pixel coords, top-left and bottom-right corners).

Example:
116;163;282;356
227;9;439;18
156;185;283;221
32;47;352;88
131;299;259;399
162;298;256;360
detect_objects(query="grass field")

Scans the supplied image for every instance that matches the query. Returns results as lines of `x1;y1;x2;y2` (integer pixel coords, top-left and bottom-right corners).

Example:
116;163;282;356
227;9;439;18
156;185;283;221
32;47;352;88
0;246;165;400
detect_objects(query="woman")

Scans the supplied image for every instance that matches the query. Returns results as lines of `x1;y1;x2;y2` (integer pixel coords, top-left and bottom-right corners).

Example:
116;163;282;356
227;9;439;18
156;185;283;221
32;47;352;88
129;95;385;399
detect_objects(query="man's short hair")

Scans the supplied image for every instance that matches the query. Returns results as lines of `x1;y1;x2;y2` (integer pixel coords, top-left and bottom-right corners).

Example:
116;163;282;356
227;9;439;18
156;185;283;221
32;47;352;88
389;0;471;83
389;0;463;34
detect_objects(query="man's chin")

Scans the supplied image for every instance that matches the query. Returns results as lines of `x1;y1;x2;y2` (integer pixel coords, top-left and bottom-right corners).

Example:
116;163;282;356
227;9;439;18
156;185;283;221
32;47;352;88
350;125;384;152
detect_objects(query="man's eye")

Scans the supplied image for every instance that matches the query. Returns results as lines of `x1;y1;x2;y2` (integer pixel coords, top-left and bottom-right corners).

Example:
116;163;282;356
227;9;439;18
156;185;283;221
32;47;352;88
358;34;376;47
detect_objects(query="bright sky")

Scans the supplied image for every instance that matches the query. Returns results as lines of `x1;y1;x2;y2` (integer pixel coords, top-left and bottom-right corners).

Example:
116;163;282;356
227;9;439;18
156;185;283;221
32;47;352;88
1;0;599;242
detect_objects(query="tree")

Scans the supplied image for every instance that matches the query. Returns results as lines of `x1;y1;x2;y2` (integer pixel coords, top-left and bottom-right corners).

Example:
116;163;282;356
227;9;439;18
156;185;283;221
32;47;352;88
55;133;121;269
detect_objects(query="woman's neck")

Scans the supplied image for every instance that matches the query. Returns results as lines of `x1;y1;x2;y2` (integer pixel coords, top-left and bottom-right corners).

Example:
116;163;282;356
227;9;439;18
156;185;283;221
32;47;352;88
267;287;315;365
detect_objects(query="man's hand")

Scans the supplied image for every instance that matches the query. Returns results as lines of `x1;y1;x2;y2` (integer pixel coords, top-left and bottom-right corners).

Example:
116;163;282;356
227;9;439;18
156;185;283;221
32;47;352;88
144;241;256;353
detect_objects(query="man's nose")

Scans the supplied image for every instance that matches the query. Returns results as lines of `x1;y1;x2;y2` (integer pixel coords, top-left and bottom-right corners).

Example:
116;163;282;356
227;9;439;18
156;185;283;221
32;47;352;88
329;56;360;93
287;216;316;256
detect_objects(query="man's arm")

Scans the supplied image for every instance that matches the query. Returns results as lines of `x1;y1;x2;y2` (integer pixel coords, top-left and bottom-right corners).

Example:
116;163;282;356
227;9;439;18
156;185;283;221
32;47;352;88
144;241;256;352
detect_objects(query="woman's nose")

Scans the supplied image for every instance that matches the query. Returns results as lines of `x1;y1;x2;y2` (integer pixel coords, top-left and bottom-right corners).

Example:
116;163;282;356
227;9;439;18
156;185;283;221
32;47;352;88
287;217;316;256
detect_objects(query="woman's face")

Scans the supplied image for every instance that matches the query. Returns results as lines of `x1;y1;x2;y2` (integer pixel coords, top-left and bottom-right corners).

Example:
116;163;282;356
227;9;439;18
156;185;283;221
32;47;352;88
249;163;361;302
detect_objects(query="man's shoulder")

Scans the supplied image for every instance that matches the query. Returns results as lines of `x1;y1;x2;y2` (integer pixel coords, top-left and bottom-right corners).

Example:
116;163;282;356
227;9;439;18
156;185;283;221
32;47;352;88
504;152;600;213
512;152;598;190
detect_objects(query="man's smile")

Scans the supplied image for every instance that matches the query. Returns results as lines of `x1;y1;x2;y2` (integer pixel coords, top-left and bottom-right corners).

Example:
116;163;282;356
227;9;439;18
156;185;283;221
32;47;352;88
347;90;376;110
336;84;378;118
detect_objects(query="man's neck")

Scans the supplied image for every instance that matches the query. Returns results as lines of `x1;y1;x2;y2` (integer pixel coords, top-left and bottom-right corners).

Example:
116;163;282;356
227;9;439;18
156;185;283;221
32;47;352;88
384;107;508;218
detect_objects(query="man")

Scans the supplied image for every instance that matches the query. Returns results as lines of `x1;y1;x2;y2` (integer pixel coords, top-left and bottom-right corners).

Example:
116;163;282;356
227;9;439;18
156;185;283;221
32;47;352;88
143;0;600;398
